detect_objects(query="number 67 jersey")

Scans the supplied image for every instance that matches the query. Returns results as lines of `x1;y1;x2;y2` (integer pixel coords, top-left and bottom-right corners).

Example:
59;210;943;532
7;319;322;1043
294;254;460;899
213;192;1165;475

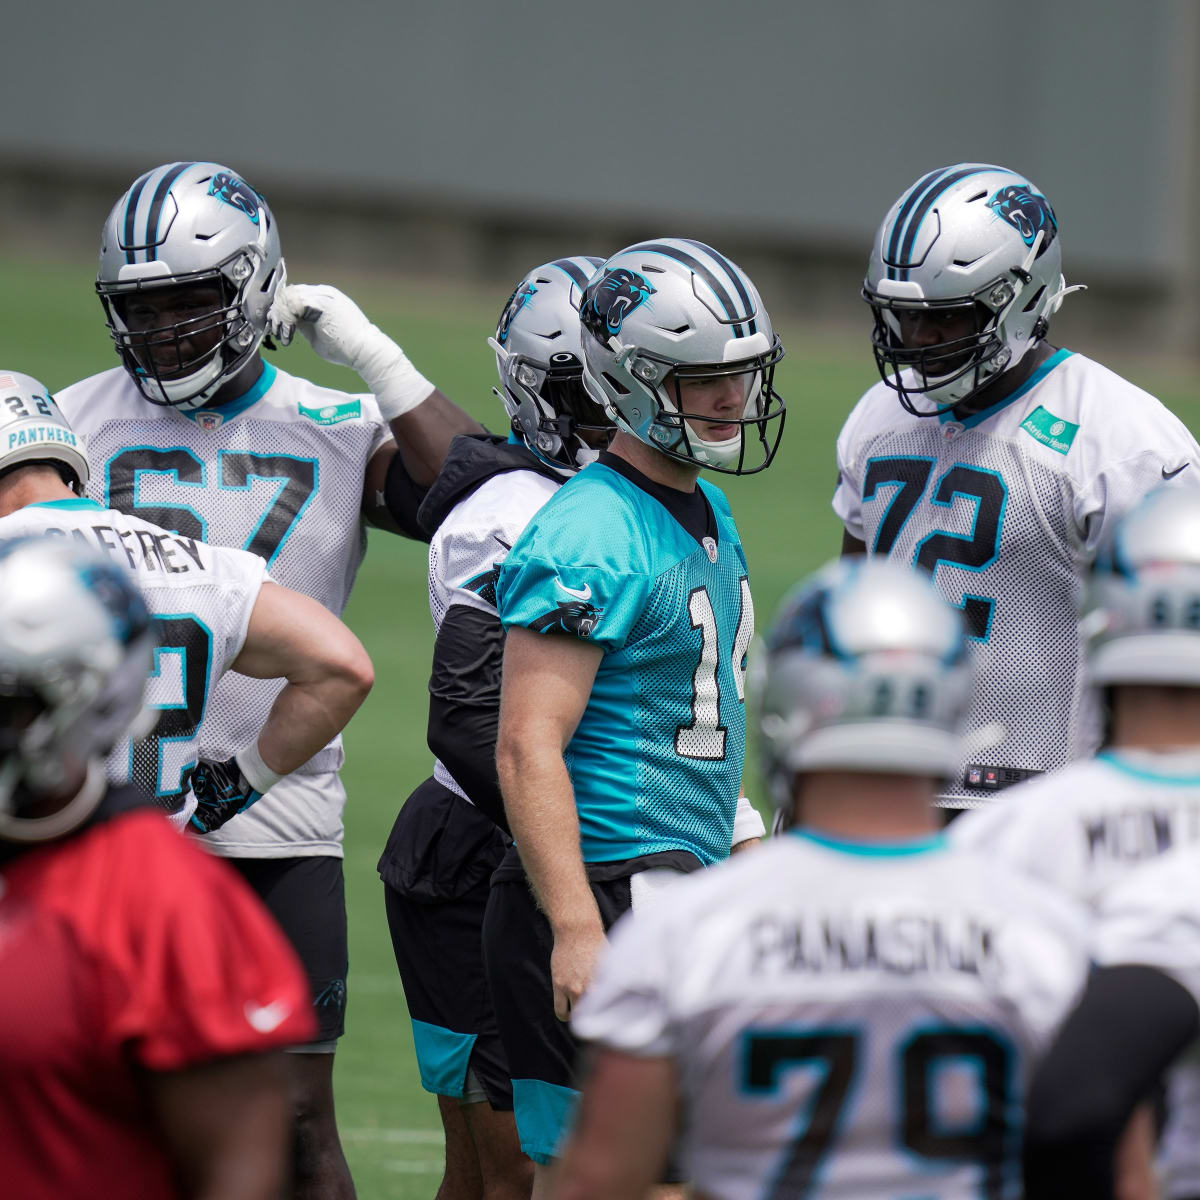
834;350;1200;805
57;362;392;855
573;831;1090;1200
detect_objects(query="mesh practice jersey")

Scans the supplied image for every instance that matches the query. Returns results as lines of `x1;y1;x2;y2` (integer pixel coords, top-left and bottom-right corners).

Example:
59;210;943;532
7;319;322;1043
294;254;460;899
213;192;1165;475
57;362;391;856
834;350;1200;805
0;498;264;830
427;466;559;800
496;462;753;865
1087;833;1200;1200
573;830;1089;1200
950;749;1200;906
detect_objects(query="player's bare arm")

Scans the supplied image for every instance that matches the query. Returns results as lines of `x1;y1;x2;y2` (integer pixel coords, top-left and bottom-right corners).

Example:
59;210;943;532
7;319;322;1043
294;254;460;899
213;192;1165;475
267;282;484;491
147;1051;292;1200
553;1049;677;1200
841;528;867;557
189;582;375;833
496;625;605;1020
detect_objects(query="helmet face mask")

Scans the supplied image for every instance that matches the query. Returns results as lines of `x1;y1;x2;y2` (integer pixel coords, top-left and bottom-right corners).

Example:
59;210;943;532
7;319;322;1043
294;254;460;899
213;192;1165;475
97;162;284;411
862;164;1077;417
489;256;615;475
579;239;786;475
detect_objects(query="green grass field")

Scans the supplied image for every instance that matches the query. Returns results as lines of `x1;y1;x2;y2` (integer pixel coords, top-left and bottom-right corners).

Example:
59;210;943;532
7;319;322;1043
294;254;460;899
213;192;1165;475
2;252;1198;1195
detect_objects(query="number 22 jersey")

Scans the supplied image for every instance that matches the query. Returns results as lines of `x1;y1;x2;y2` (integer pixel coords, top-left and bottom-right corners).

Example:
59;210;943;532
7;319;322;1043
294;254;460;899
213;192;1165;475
56;361;392;856
833;349;1200;805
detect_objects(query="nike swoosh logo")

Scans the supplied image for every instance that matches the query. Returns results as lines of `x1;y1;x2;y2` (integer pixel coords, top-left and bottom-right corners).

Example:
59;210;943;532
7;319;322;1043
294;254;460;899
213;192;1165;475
245;999;292;1033
556;580;592;601
1163;463;1190;480
493;535;512;551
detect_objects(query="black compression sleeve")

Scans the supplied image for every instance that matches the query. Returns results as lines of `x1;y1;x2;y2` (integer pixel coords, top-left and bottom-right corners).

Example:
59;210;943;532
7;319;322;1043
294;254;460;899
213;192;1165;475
384;451;430;542
427;604;509;833
1024;964;1200;1199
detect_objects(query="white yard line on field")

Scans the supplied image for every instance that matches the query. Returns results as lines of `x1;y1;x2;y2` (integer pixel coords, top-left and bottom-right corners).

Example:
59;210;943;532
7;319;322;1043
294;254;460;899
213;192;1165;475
341;1128;444;1145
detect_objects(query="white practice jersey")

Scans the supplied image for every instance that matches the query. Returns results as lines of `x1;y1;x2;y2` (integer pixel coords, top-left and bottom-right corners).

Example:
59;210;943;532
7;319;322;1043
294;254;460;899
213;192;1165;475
427;466;559;799
57;362;391;856
0;498;265;830
573;831;1089;1200
1090;836;1200;1200
950;749;1200;907
834;350;1200;805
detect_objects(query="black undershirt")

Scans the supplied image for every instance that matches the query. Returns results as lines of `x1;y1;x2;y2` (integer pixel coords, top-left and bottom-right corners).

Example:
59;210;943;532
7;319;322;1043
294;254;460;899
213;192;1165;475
597;450;718;547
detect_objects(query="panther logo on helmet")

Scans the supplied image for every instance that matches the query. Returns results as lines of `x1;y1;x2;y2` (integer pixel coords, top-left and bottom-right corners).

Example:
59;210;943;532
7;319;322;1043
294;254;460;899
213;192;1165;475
580;268;656;341
496;282;537;345
988;185;1057;254
208;172;264;225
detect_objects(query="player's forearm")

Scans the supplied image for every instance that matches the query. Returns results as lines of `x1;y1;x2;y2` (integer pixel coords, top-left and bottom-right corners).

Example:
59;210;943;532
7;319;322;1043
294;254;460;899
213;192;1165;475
497;735;600;934
388;390;485;486
255;665;373;776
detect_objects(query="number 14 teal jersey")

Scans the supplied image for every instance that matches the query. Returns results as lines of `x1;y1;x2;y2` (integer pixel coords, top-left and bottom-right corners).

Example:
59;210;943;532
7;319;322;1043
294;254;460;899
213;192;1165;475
496;462;753;867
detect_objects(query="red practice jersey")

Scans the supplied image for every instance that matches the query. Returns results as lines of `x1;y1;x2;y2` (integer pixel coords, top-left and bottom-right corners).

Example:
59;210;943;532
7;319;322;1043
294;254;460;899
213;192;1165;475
0;798;315;1199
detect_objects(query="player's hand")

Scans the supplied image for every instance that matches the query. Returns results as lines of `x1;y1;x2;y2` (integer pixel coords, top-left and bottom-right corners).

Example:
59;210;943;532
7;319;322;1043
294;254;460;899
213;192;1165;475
265;283;434;420
550;921;609;1022
188;756;264;835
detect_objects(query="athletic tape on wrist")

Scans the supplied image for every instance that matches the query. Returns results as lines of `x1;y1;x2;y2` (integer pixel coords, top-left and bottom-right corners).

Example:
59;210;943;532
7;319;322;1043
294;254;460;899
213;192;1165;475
733;795;766;844
236;740;284;796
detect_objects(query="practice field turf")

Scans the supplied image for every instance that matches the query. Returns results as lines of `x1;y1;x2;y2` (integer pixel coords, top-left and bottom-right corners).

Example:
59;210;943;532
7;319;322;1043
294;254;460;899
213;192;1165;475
3;253;1199;1195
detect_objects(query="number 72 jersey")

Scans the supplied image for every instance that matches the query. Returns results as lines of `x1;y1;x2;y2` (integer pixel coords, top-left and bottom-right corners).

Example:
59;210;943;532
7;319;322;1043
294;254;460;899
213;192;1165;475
834;350;1200;804
573;833;1091;1200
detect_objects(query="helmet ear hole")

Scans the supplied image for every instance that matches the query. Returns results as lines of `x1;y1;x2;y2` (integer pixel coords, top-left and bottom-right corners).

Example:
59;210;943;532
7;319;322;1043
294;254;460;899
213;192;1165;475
602;372;631;396
1022;286;1046;313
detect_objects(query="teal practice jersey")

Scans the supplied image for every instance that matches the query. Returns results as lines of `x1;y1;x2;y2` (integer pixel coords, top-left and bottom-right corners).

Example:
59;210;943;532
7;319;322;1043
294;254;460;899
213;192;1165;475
496;462;753;865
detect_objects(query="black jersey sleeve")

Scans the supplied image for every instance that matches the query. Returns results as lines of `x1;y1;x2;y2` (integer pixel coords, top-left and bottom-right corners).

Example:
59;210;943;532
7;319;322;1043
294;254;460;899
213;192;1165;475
383;450;431;542
1024;964;1200;1199
426;602;509;833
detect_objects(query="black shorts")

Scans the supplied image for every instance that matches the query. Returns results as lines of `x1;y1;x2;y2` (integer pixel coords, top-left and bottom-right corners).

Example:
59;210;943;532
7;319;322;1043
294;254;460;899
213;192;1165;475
379;777;511;1108
482;846;698;1164
229;855;348;1047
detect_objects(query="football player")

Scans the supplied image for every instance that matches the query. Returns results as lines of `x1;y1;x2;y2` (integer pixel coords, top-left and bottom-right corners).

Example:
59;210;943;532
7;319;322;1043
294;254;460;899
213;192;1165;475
377;254;612;1200
54;161;482;1196
0;371;374;834
835;163;1200;808
955;486;1200;1199
0;536;316;1200
486;239;784;1176
1026;841;1200;1198
559;558;1091;1200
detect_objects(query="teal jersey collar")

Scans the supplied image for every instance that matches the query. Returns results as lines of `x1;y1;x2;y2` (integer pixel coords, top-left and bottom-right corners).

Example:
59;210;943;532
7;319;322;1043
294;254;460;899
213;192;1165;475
181;360;277;425
938;348;1074;431
793;828;948;858
1099;749;1200;786
27;497;105;511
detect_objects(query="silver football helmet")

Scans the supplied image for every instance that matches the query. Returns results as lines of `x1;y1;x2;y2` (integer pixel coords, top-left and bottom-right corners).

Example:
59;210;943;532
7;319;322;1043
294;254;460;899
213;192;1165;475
96;161;285;410
756;558;973;811
0;370;89;491
578;238;786;474
1083;488;1200;686
0;538;157;842
863;164;1082;416
487;256;615;475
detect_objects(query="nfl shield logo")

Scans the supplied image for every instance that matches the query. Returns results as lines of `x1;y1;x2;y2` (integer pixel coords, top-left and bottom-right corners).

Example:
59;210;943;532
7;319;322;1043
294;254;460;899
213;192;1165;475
942;421;964;441
702;536;718;563
197;412;223;432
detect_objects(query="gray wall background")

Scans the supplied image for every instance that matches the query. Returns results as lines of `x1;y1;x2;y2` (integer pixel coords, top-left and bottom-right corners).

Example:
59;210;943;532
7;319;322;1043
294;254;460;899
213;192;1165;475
3;0;1197;351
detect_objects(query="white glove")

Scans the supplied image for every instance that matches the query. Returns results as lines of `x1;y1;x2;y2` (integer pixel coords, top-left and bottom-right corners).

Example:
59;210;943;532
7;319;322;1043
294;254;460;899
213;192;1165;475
266;283;435;420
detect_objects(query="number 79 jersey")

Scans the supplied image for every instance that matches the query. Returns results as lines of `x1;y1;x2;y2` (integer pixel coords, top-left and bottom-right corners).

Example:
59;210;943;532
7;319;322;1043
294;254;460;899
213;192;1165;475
834;350;1200;805
573;832;1090;1200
